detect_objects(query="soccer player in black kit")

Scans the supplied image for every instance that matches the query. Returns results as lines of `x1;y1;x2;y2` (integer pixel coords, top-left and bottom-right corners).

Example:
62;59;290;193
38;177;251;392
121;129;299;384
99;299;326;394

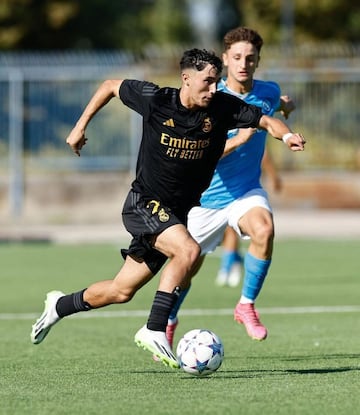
31;49;306;368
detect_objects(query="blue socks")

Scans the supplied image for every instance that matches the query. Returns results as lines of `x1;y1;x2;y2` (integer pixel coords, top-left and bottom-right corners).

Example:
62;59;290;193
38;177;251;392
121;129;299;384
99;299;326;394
241;252;271;301
168;285;190;322
220;250;243;274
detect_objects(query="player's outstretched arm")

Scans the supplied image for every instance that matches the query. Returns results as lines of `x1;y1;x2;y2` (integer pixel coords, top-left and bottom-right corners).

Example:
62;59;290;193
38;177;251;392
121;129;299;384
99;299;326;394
222;127;257;157
66;79;123;156
259;115;306;152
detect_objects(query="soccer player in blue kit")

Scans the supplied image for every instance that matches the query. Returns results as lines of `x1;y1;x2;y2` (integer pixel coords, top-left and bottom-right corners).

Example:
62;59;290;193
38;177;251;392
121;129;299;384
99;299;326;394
215;148;283;288
164;27;298;347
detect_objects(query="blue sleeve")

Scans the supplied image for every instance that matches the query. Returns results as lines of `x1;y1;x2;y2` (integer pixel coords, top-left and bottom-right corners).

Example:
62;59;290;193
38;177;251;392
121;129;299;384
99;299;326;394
266;81;281;114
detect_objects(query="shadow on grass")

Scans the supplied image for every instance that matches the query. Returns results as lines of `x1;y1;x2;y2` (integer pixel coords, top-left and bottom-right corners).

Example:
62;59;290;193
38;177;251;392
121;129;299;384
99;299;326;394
99;353;360;379
212;366;360;379
285;367;358;374
186;353;360;379
127;365;360;379
278;353;360;362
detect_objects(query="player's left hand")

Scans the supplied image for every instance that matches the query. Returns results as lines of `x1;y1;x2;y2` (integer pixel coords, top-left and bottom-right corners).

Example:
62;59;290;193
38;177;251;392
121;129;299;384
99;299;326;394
285;133;306;151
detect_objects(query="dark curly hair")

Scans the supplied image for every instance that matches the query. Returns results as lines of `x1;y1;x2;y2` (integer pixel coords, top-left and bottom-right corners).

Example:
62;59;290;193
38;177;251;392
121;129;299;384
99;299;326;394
180;48;223;75
223;27;263;54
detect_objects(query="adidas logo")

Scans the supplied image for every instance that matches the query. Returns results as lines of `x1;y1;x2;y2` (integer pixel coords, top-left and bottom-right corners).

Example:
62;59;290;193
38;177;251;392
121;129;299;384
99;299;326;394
163;118;175;127
154;340;177;360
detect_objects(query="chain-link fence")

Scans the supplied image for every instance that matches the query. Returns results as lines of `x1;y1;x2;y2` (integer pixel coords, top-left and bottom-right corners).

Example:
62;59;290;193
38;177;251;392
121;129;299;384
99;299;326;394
0;48;359;217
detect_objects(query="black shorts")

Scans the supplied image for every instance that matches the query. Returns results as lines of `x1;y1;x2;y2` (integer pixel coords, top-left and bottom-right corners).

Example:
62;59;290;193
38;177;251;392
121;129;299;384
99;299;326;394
121;190;184;274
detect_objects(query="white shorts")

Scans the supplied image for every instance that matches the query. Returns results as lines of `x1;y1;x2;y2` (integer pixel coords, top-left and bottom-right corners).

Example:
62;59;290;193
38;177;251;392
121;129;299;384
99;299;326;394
188;188;272;255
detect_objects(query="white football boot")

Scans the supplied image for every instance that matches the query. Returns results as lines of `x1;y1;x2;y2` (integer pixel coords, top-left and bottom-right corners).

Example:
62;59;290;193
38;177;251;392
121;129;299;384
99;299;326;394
135;325;179;369
30;290;64;344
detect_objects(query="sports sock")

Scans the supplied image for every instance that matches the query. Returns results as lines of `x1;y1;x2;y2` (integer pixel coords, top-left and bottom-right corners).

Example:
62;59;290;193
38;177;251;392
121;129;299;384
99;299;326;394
234;251;243;264
168;285;190;322
147;288;180;331
220;250;239;274
56;289;92;318
241;253;271;302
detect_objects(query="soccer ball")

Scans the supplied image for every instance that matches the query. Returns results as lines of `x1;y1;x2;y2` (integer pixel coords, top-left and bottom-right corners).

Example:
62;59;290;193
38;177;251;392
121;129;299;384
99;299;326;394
176;329;224;376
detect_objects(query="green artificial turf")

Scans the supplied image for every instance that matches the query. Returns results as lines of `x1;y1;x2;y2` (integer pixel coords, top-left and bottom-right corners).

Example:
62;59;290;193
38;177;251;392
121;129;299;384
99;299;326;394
0;240;359;415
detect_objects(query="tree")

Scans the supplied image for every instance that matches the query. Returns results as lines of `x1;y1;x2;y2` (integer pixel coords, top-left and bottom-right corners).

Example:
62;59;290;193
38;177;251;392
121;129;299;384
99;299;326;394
0;0;193;50
0;0;359;51
236;0;360;44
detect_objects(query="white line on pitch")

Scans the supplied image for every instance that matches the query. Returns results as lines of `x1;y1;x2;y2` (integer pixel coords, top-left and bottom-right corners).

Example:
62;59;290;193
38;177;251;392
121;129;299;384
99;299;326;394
1;305;360;321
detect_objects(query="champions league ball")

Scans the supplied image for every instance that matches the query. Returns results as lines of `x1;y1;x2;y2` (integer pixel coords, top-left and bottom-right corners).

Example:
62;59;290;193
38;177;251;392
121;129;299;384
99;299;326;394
176;329;224;376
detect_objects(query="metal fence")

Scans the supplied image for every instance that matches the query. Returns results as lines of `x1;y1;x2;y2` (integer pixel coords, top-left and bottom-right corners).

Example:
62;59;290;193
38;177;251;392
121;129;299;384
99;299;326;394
0;50;359;217
0;52;143;216
259;66;360;171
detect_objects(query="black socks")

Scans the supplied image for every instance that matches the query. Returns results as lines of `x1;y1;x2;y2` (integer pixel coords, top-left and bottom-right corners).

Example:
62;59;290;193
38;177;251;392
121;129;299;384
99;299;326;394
56;289;92;318
147;287;180;331
54;287;181;331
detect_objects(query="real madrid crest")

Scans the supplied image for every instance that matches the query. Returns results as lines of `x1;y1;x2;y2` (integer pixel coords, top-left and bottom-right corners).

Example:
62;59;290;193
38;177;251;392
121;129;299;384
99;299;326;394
202;117;212;133
158;208;169;222
146;200;170;222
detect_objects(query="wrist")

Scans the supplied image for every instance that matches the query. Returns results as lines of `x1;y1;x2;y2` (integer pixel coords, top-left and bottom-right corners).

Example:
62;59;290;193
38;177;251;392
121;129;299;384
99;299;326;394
282;132;293;143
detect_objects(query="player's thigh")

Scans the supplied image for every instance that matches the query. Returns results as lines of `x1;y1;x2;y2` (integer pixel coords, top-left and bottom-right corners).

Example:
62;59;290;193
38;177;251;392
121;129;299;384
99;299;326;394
228;189;272;238
238;207;274;238
154;223;200;260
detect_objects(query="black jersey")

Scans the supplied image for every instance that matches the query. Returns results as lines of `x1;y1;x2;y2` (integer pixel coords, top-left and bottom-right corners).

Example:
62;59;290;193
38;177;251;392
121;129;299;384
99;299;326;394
119;79;262;217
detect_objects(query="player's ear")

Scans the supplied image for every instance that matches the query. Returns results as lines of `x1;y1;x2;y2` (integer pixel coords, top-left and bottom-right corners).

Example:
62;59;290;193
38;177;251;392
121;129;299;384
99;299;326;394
181;71;190;86
222;52;228;67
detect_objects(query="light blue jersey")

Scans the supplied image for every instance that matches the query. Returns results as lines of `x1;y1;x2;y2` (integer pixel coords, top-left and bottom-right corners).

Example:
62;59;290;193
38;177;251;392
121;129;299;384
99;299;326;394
200;78;281;209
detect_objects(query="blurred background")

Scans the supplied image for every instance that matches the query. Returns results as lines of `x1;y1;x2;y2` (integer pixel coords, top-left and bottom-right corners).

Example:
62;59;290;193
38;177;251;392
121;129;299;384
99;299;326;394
0;0;359;229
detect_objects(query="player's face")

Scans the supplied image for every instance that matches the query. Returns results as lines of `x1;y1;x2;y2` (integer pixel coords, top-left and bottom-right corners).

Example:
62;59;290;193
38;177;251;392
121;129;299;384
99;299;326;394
222;41;259;87
181;64;220;109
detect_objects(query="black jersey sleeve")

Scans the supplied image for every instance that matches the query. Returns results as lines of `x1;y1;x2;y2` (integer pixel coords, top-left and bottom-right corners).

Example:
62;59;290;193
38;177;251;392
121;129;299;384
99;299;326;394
119;80;160;117
215;92;263;129
233;101;263;128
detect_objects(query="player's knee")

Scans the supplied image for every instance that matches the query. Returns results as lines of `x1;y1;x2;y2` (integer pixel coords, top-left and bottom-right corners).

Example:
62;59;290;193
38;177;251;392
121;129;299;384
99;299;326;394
189;239;201;260
111;286;136;304
178;240;201;270
255;222;274;244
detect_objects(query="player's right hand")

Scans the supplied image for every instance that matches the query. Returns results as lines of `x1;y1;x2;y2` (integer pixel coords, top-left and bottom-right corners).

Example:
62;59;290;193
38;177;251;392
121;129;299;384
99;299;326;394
66;128;88;157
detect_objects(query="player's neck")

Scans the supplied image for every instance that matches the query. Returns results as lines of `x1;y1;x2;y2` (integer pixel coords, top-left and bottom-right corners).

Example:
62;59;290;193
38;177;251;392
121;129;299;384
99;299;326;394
179;88;199;110
226;78;253;95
